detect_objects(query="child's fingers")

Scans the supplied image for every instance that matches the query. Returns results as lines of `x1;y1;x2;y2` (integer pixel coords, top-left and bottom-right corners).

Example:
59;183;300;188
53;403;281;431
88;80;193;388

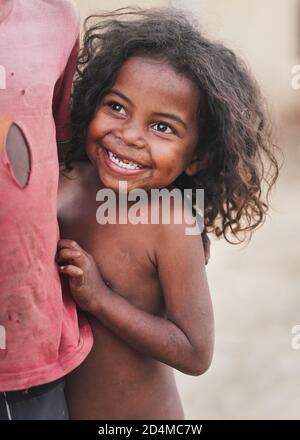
60;265;84;289
59;264;83;278
56;248;88;272
57;239;83;252
57;240;89;268
56;248;82;264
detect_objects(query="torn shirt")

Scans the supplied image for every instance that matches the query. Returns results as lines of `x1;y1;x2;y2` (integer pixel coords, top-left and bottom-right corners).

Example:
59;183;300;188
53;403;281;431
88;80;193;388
0;0;93;391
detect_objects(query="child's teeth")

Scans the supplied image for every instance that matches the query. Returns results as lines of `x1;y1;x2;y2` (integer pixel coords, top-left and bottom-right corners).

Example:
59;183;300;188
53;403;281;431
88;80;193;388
107;150;144;170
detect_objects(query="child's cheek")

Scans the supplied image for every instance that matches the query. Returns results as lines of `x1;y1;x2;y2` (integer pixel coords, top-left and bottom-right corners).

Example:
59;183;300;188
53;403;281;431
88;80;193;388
154;153;179;182
86;117;100;139
87;111;112;141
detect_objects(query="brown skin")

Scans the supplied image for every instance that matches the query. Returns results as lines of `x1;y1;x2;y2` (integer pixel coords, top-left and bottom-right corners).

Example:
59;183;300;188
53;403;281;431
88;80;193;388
57;57;214;420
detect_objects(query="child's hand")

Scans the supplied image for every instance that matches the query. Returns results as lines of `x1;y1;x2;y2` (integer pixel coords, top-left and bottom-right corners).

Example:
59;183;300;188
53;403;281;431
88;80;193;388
201;232;211;265
56;239;105;312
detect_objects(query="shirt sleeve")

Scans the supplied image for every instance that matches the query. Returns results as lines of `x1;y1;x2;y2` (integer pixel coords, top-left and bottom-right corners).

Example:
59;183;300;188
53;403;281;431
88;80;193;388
52;36;80;143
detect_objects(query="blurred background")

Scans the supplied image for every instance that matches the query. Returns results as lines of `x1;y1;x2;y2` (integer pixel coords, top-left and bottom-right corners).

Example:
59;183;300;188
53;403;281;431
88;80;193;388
74;0;300;419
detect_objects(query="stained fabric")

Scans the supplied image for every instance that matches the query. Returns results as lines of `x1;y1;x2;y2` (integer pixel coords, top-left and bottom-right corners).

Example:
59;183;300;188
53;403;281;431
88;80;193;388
0;0;93;392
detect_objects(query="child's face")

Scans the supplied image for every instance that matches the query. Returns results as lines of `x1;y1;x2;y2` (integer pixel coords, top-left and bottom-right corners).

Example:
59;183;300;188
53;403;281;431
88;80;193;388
86;56;203;192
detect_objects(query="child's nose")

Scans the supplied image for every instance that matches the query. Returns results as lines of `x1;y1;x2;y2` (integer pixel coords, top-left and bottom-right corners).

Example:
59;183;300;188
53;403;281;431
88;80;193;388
119;121;146;149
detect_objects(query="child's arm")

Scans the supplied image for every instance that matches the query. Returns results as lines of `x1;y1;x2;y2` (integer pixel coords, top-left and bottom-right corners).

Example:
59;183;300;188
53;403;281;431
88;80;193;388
57;221;214;376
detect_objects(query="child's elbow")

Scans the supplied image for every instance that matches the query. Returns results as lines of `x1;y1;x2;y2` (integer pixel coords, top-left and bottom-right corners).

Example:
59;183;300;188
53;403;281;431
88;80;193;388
190;358;212;376
189;356;212;376
181;347;213;376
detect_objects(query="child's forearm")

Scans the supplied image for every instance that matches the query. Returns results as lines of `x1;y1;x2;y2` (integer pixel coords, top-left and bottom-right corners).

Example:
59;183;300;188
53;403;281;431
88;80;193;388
89;286;211;376
56;239;213;375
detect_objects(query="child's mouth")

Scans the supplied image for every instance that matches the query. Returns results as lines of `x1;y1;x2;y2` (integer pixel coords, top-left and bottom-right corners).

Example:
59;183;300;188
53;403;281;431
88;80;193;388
106;149;144;170
101;147;149;175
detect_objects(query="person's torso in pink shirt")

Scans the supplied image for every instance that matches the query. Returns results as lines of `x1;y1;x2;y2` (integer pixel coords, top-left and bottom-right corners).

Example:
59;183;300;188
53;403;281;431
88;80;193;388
0;0;93;392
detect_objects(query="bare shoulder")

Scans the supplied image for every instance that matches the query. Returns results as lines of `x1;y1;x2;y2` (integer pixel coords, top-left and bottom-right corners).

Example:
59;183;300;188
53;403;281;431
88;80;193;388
149;197;205;272
153;196;203;244
59;161;83;189
58;161;91;217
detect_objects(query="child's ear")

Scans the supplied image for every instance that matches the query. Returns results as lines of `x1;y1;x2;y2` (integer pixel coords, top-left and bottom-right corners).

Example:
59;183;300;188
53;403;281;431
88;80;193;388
184;152;208;177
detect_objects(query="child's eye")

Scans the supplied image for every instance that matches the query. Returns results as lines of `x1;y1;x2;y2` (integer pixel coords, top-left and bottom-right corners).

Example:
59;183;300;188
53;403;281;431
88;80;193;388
107;101;126;115
151;122;175;134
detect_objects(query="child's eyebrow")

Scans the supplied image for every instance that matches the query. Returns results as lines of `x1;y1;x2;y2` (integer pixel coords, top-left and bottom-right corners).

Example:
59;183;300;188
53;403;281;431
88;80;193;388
109;89;187;128
153;112;187;128
109;89;132;104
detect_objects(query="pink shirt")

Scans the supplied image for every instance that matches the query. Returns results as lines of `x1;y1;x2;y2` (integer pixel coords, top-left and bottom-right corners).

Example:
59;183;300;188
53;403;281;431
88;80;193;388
0;0;93;391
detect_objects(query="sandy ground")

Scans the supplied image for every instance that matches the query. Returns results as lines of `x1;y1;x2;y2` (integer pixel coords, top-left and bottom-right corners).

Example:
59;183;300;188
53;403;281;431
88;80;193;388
175;123;300;419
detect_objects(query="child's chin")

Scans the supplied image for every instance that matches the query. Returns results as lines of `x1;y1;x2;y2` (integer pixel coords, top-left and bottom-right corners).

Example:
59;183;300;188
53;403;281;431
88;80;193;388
99;174;125;190
101;176;147;193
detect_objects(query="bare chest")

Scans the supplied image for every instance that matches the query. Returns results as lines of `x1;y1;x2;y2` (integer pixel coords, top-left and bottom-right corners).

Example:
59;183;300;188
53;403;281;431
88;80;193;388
59;183;163;314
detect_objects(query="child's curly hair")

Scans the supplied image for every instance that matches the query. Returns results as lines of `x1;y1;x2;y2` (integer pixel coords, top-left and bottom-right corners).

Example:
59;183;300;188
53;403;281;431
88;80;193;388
65;7;279;243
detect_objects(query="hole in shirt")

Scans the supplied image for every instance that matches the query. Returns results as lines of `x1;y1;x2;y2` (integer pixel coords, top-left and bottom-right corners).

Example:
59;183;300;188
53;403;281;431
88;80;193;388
5;123;31;188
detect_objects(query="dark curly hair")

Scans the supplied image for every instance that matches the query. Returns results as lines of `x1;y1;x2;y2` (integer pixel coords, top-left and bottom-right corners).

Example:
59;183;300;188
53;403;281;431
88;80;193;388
64;7;279;243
